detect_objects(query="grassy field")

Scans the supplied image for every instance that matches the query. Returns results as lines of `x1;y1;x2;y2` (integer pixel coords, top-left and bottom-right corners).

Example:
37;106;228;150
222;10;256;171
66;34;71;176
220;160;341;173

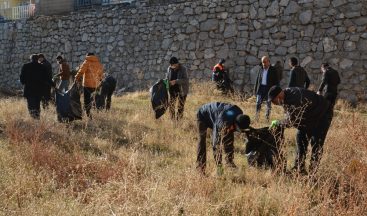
0;82;366;215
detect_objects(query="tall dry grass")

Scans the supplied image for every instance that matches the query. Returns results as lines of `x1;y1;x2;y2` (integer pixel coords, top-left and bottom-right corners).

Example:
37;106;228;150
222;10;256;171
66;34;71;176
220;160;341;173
0;82;366;215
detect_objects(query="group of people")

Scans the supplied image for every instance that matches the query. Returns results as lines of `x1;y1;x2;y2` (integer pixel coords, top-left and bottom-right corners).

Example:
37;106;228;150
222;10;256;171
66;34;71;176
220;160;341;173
20;52;116;120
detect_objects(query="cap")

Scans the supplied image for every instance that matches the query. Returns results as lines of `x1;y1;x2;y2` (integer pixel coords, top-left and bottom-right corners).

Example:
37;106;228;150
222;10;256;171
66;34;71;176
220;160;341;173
169;57;179;64
235;114;251;131
268;86;282;102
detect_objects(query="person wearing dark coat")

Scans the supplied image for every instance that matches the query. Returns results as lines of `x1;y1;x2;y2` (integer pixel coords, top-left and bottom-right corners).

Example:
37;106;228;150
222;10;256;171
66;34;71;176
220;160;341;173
196;102;251;174
95;73;117;110
317;63;341;110
254;56;279;121
165;57;189;121
288;57;310;89
20;54;55;119
38;53;53;109
268;86;332;174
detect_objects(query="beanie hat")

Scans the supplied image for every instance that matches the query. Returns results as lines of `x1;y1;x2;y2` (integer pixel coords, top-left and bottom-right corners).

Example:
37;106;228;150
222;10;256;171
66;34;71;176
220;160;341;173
235;114;251;131
169;57;179;64
268;86;282;102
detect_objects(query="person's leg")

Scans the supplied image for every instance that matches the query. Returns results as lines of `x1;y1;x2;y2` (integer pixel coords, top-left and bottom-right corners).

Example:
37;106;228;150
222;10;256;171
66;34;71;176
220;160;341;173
176;95;187;120
255;94;263;120
83;87;95;117
265;95;271;121
106;91;113;110
27;96;41;119
58;80;69;92
223;132;236;168
168;91;178;120
309;112;333;173
196;119;208;173
294;129;309;173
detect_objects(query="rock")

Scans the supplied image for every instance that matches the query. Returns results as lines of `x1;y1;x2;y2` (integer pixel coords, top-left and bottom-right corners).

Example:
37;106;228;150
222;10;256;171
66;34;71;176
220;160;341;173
279;0;289;7
314;0;330;8
253;20;262;29
204;48;215;59
259;0;269;8
223;24;238;38
300;56;313;67
266;1;280;16
297;41;311;53
183;7;194;15
249;5;257;19
299;10;312;25
284;1;300;15
357;39;367;52
246;56;260;65
344;41;356;51
250;65;261;84
332;0;347;7
200;19;218;31
161;38;172;50
323;37;337;52
339;58;353;69
353;17;367;26
275;46;287;55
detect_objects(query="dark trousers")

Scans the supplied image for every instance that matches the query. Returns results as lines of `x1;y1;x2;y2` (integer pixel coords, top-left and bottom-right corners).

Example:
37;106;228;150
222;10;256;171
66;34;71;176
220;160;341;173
256;85;271;119
26;96;41;119
196;120;235;171
41;88;52;109
294;110;333;173
169;90;186;120
83;87;96;117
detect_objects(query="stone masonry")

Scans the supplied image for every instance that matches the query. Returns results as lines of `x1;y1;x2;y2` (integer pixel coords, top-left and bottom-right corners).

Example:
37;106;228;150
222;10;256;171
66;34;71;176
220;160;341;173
0;0;366;102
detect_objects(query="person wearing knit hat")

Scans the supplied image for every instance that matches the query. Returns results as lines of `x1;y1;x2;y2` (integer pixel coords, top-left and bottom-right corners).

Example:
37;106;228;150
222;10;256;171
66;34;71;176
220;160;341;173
165;56;189;121
196;102;251;175
268;86;333;175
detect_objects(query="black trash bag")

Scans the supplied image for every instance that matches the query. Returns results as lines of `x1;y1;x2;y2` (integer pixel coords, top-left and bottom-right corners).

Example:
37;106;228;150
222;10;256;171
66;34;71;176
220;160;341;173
95;74;117;110
244;126;284;169
56;84;82;122
150;79;169;119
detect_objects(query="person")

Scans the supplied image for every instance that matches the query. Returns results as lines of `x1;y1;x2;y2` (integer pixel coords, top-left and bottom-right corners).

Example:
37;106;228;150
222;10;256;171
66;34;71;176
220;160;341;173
254;56;279;121
274;60;283;83
20;54;54;119
55;56;71;92
38;53;53;109
268;86;333;175
212;59;233;94
74;53;103;118
288;57;310;89
165;57;189;121
196;102;251;175
317;63;341;110
95;73;117;110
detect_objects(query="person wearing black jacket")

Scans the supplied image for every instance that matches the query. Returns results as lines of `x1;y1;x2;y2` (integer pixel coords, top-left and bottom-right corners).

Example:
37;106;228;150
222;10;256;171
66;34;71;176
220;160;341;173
254;56;279;121
317;63;341;110
196;102;250;174
95;73;117;110
38;53;53;109
20;54;55;119
288;57;310;89
268;86;332;174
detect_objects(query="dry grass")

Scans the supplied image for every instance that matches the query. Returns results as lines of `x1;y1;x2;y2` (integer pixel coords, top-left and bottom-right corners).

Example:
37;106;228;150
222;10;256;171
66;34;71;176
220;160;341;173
0;82;366;215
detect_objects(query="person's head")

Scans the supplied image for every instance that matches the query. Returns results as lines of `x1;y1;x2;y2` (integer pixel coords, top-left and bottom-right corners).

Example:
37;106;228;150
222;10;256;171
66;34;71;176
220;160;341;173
56;55;63;64
30;54;38;63
234;114;251;132
169;56;179;70
261;56;270;69
268;85;284;105
289;57;298;67
321;63;330;73
87;52;95;56
219;59;225;65
38;53;45;63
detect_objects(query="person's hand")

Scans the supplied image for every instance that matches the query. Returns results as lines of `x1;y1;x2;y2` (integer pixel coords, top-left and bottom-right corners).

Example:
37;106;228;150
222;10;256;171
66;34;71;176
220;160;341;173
317;91;321;95
169;80;176;85
269;120;280;129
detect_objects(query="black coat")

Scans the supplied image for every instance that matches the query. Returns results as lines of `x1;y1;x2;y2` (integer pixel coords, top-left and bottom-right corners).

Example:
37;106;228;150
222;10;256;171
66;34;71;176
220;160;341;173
254;65;279;95
281;88;330;133
288;66;310;89
20;61;54;97
318;67;341;96
40;59;53;97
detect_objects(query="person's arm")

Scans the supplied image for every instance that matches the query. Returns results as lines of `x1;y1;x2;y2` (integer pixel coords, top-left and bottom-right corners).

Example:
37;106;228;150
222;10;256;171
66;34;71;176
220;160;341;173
304;71;311;89
288;69;296;88
20;65;26;85
175;67;188;85
254;71;260;95
75;61;87;82
165;67;170;80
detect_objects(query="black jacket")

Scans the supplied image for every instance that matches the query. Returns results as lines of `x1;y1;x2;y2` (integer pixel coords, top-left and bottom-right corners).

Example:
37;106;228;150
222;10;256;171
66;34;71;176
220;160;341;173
254;65;279;95
280;88;329;133
288;66;310;89
20;61;54;97
318;67;341;96
40;59;53;97
197;102;243;147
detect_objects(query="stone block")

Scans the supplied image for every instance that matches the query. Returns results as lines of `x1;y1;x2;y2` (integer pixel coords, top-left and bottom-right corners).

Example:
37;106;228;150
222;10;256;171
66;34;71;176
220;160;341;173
200;19;218;31
299;10;312;25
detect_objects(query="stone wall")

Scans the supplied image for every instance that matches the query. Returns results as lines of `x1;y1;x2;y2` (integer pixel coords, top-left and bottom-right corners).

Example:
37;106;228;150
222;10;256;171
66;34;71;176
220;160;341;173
1;0;367;102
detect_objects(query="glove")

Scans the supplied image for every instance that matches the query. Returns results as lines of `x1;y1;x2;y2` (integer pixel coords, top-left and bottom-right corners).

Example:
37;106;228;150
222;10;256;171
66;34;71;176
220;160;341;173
269;120;280;129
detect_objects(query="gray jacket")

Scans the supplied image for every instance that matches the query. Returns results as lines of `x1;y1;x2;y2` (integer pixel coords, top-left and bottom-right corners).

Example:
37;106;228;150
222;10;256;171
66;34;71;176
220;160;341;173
165;64;189;96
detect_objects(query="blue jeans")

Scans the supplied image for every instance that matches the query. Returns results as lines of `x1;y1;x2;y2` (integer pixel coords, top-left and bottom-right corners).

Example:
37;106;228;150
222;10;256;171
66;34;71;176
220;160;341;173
58;80;69;92
256;85;271;119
